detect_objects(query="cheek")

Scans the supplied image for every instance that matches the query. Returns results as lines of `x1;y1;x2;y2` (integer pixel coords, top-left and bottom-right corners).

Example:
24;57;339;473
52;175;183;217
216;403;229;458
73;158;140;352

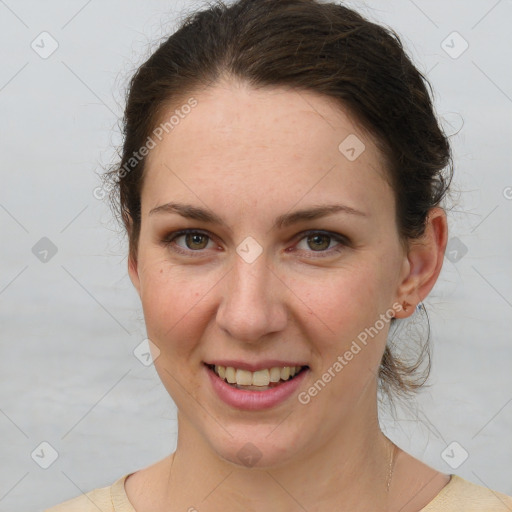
292;263;392;393
289;262;387;341
138;264;213;402
141;263;200;345
138;261;217;350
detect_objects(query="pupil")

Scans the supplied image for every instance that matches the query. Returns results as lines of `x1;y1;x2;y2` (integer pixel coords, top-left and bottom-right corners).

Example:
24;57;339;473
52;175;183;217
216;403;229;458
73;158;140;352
187;233;207;249
309;234;329;251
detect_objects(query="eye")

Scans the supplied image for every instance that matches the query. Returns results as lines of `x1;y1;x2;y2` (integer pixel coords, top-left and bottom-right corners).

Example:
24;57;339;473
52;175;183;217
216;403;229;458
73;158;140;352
161;229;349;258
162;229;217;256
292;230;348;257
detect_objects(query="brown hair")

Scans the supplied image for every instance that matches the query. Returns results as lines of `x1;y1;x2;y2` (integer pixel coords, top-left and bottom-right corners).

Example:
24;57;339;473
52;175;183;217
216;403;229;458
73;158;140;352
104;0;453;400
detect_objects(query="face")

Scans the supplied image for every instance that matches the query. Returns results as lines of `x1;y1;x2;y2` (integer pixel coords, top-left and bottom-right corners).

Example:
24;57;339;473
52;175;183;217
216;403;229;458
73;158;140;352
128;80;412;468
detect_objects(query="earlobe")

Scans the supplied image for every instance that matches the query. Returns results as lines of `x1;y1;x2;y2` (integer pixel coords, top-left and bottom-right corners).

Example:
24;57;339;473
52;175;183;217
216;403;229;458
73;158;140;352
128;253;141;295
125;214;141;295
394;207;448;318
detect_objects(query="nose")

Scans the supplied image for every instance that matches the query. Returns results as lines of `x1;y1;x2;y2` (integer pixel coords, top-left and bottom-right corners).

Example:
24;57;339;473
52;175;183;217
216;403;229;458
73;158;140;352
215;253;288;343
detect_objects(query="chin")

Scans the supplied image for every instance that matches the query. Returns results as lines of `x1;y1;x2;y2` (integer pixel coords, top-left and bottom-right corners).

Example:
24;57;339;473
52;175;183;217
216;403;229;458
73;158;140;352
206;424;309;470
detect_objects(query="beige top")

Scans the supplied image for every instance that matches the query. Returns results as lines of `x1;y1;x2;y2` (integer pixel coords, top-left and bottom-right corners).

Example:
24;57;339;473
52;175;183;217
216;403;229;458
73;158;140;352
44;473;512;511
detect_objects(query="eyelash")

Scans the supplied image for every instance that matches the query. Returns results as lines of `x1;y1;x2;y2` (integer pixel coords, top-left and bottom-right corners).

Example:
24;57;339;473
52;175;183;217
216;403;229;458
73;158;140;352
161;229;349;258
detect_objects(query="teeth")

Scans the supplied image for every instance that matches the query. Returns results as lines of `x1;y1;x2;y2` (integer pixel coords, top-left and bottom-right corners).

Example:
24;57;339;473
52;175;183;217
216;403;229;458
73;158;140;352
225;366;236;384
212;365;304;387
252;369;270;386
236;369;253;386
269;367;281;382
216;365;226;380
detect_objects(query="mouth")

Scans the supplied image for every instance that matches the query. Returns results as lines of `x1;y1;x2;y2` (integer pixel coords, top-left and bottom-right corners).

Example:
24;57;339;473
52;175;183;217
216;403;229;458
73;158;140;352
205;363;309;391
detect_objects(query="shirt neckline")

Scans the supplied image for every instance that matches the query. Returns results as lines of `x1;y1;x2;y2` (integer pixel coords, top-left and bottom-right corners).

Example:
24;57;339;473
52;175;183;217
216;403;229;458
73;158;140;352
418;474;456;511
110;472;137;512
110;471;457;512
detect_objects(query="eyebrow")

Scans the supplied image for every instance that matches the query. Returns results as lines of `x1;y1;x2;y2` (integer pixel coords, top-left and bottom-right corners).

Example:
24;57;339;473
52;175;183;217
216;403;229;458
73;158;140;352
149;201;367;230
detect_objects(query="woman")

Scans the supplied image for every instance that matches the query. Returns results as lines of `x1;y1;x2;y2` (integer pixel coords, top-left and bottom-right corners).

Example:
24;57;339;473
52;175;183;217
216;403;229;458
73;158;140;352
46;0;512;510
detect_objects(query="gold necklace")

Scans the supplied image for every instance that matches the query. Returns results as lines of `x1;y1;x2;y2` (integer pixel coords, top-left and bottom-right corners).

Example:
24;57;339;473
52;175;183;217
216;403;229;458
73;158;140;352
166;443;399;501
387;442;398;492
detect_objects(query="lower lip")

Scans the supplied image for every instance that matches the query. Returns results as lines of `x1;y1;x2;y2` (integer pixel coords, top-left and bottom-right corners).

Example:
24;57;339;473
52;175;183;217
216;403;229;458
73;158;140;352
205;364;309;411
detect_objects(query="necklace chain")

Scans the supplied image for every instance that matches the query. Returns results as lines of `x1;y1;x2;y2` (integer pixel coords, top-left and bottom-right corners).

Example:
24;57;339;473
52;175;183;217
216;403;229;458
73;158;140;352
167;443;398;499
386;442;398;492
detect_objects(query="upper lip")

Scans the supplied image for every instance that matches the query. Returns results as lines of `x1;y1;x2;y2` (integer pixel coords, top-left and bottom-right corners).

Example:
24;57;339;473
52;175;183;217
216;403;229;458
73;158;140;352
204;360;309;372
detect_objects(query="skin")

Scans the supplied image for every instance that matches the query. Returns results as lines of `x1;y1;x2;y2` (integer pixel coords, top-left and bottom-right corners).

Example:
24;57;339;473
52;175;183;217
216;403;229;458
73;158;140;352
126;78;450;512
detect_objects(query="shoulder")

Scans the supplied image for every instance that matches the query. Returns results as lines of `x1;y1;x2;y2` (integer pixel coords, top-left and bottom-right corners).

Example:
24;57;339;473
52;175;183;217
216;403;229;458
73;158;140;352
43;486;112;512
421;475;512;511
44;474;132;512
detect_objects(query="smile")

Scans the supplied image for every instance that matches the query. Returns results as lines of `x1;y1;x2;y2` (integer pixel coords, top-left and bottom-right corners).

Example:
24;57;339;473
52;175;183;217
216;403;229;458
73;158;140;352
207;363;308;390
205;362;310;410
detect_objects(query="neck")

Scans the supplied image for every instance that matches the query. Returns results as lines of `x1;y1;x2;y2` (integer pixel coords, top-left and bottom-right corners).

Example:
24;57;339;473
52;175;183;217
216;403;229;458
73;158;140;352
161;388;396;511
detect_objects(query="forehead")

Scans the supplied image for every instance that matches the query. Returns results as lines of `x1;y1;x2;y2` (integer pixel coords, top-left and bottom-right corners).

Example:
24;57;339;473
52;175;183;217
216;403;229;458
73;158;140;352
141;80;393;219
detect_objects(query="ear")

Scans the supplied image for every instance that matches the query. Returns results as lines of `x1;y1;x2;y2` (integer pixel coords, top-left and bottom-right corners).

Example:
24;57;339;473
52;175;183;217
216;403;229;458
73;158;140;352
394;207;448;318
125;215;141;295
128;252;141;295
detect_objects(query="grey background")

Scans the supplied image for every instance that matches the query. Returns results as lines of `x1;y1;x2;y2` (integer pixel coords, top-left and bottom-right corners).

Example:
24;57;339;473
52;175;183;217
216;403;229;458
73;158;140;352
0;0;511;510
